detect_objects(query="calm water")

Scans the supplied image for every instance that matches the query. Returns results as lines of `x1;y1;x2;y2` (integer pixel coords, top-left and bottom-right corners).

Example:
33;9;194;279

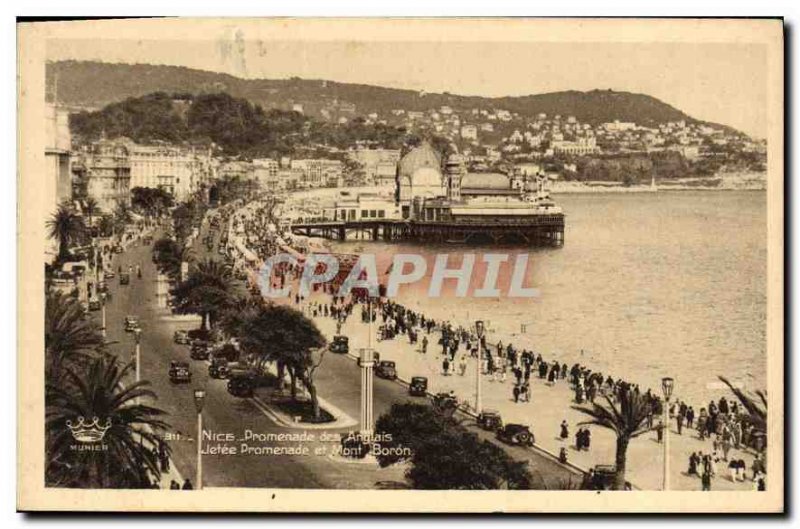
331;191;767;404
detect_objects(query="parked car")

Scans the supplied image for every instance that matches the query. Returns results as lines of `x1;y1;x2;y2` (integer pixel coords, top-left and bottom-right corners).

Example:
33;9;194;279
190;340;211;360
87;299;102;311
329;335;349;354
168;361;192;384
408;376;428;397
173;330;190;345
119;272;130;285
96;280;108;293
104;271;116;280
208;358;230;379
211;343;239;362
375;360;397;380
477;410;503;431
188;328;212;342
495;423;535;446
124;315;140;333
431;392;458;415
227;375;255;398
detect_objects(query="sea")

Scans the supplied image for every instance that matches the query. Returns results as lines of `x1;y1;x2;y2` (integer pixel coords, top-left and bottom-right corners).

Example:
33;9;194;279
329;190;767;405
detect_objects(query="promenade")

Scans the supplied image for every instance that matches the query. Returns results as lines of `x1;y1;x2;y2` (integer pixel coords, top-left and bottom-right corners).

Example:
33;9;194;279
298;292;760;492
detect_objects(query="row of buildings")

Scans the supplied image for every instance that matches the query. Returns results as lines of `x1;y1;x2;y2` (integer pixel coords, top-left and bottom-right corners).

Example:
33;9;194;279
44;104;347;218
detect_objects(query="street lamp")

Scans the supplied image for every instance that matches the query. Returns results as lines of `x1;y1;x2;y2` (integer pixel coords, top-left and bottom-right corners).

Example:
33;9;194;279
194;388;206;490
100;292;107;339
475;321;485;415
133;328;142;385
661;376;674;491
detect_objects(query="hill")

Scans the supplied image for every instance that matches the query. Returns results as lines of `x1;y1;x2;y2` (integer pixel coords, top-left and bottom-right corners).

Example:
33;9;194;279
47;60;711;129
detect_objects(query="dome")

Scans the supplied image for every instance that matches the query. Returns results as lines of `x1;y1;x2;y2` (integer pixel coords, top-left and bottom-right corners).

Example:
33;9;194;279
398;142;441;178
461;172;511;190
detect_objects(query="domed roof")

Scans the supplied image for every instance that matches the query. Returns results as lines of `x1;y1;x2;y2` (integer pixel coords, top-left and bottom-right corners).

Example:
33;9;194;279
398;142;441;178
461;172;511;190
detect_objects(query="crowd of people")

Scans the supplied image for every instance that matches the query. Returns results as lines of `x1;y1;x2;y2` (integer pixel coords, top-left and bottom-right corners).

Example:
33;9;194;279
221;198;767;491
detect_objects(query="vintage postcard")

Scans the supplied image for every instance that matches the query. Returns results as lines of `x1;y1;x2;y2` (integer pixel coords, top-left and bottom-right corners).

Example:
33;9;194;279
17;18;784;512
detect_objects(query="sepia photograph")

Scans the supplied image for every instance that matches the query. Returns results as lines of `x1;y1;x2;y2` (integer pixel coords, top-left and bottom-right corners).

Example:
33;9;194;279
16;17;784;513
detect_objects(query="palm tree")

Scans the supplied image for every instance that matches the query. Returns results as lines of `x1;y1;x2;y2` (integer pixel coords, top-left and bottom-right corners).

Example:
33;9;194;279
719;376;767;433
45;354;170;488
170;258;235;330
83;197;101;228
572;388;653;490
47;202;85;262
45;290;105;384
113;200;133;234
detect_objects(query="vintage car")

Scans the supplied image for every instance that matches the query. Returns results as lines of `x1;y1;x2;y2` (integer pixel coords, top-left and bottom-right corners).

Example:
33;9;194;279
187;328;212;342
96;280;108;293
375;360;397;380
227;375;255;398
431;392;459;415
329;335;349;354
87;299;102;311
124;315;140;333
168;361;192;384
190;340;211;360
495;423;535;447
211;343;239;363
477;409;503;431
173;330;190;345
119;272;130;285
408;376;428;397
104;271;116;280
208;358;230;379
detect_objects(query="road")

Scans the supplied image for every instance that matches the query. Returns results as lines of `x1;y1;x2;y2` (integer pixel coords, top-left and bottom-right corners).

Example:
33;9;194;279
96;215;579;490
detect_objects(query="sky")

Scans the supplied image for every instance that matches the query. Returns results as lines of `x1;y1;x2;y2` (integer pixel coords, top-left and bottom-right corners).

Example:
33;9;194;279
48;37;768;138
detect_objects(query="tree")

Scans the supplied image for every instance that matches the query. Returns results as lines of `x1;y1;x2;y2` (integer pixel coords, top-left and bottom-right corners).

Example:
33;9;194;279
572;388;653;490
170;258;235;330
152;237;194;280
238;305;326;418
45;290;105;385
45;354;170;488
719;376;767;434
83;197;101;227
113;200;133;234
374;403;534;490
47;202;86;262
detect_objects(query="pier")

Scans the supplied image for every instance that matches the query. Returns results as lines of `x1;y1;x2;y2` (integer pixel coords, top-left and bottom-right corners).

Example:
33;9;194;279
290;215;565;246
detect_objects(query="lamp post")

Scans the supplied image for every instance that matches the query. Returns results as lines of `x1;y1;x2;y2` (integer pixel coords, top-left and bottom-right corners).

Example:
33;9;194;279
194;388;206;490
133;328;142;384
661;376;674;491
475;320;485;415
100;292;107;339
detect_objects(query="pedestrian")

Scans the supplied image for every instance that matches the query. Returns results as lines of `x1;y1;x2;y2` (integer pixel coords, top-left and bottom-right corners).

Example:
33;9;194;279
181;479;193;490
736;458;747;482
583;428;591;451
701;470;712;491
513;384;520;403
170;480;180;490
559;447;568;464
421;335;428;354
560;420;569;442
688;452;699;475
728;459;738;482
656;420;664;443
458;355;467;376
442;357;450;376
575;428;583;450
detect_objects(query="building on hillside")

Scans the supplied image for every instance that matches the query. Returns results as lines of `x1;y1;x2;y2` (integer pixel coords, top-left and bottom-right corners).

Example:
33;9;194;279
460;124;478;140
604;120;637;132
253;158;280;191
71;139;131;211
125;142;214;201
218;160;255;182
552;136;601;156
348;148;401;186
291;159;344;188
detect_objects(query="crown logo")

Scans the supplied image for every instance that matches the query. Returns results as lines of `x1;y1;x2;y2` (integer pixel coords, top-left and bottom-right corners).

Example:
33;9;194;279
66;416;112;443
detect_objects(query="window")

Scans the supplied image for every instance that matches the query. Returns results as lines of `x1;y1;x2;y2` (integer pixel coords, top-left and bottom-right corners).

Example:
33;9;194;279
378;210;386;218
361;210;368;218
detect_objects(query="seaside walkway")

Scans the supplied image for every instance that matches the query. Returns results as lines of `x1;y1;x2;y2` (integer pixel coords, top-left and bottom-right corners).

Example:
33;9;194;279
301;295;760;491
